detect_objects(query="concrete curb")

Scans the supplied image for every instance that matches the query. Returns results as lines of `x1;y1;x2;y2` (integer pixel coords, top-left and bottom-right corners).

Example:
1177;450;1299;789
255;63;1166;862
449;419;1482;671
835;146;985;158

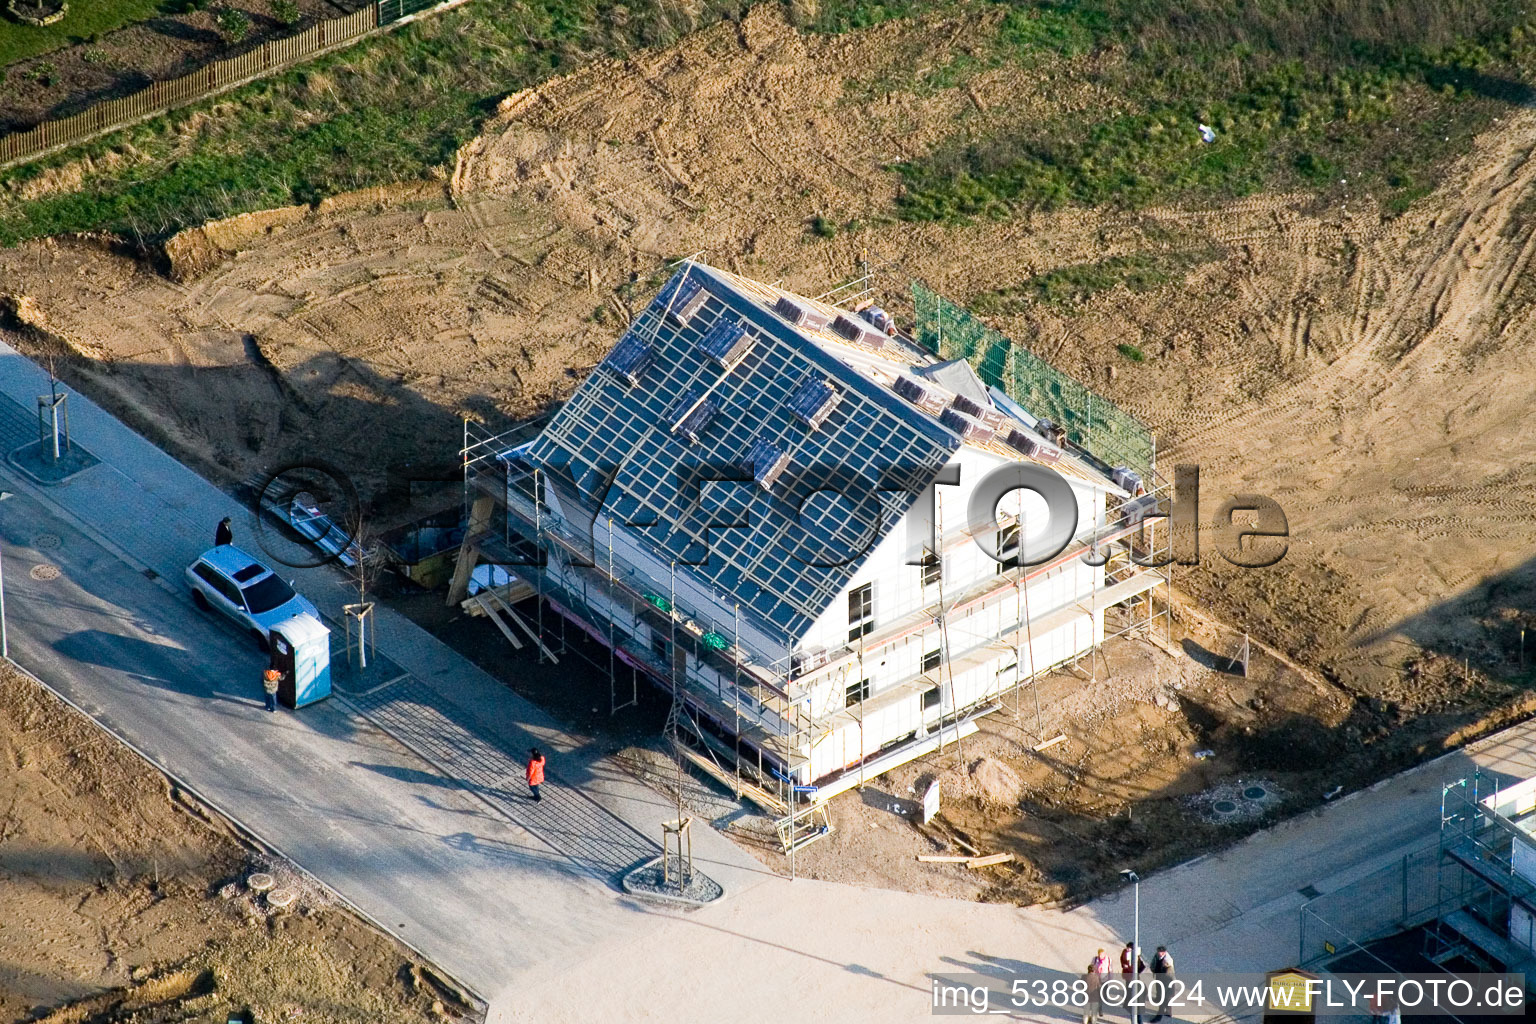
620;855;725;907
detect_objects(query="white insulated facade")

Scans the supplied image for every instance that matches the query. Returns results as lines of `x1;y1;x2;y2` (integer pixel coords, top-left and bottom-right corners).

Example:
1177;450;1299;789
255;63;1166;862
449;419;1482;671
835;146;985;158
780;446;1110;784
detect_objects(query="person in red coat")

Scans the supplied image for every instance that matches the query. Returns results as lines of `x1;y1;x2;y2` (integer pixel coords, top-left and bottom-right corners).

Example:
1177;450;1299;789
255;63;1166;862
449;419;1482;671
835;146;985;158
526;748;546;802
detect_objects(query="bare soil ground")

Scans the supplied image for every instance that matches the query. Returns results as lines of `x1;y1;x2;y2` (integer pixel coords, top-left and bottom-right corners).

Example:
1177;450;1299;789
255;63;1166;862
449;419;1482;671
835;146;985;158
0;663;469;1022
3;5;1535;904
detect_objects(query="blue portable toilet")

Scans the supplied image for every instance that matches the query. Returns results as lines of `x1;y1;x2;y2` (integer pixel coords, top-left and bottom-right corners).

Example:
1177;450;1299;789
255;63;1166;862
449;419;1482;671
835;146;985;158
269;613;331;708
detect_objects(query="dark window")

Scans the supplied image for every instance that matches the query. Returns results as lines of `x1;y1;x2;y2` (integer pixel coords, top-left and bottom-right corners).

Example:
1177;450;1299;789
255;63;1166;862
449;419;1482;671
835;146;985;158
922;686;942;710
920;552;941;587
996;524;1020;570
847;584;874;642
845;678;871;707
231;563;266;584
651;629;670;666
921;648;942;674
241;574;296;615
195;563;243;606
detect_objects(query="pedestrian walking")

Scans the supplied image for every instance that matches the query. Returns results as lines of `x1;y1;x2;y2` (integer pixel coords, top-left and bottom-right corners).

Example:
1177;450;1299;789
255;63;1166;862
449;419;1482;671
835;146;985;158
262;667;281;712
526;747;546;802
1368;994;1401;1024
1083;951;1108;1024
1149;945;1174;1022
215;516;233;547
1119;941;1145;1018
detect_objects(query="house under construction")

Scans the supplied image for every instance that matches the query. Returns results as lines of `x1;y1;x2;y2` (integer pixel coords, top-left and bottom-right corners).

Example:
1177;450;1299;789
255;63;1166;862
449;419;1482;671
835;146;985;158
452;261;1171;848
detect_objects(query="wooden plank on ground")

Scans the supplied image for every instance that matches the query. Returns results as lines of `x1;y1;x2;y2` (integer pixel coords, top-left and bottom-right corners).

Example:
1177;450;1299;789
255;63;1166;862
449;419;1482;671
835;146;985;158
486;588;558;663
669;738;788;817
477;596;524;650
916;855;972;863
967;853;1014;869
1033;734;1068;752
461;578;536;617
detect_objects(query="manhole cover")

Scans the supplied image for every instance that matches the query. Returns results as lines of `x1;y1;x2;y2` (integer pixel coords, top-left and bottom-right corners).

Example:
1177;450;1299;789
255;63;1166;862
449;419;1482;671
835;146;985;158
266;888;295;909
246;872;275;892
1212;799;1240;815
1243;785;1269;801
32;534;61;551
30;564;61;581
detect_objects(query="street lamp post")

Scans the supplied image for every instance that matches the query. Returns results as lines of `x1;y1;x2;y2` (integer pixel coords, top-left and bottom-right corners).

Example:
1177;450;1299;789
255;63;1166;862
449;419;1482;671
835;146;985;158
0;490;12;660
1121;868;1141;1024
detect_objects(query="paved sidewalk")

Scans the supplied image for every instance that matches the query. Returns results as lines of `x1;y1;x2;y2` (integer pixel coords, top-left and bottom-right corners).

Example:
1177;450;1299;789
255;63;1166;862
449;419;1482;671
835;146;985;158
345;675;658;884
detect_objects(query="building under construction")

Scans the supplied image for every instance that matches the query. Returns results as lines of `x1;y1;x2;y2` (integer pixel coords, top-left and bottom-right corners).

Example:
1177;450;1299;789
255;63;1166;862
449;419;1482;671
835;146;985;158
452;261;1170;848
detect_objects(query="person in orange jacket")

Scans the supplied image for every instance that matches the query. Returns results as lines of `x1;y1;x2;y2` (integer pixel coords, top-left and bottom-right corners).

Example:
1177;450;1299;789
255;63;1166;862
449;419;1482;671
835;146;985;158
526;747;546;802
262;667;281;713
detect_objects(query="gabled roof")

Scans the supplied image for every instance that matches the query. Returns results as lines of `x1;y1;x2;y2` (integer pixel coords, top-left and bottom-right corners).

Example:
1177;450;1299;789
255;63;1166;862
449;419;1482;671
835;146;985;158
525;263;959;642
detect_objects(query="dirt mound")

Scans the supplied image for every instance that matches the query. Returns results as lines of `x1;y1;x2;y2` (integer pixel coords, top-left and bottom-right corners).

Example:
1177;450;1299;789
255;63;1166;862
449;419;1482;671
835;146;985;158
1;292;110;361
968;756;1024;806
163;205;310;281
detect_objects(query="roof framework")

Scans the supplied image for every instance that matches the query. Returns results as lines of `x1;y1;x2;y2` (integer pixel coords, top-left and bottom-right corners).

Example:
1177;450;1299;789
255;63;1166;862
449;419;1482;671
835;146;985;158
525;263;957;640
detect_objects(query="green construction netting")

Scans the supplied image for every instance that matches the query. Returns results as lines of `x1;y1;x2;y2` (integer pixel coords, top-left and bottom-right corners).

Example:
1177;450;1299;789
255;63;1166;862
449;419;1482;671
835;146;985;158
911;282;1154;479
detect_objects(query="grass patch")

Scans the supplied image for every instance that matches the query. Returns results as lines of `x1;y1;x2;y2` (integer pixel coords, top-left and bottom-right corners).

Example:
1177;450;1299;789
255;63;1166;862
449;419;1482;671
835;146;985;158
974;248;1219;310
1115;342;1144;362
0;0;170;66
894;0;1536;220
805;0;950;34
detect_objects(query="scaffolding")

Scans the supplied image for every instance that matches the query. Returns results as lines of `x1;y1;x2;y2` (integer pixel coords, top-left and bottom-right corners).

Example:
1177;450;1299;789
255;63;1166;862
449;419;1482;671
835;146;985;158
1428;773;1536;971
454;273;1175;854
1294;773;1536;985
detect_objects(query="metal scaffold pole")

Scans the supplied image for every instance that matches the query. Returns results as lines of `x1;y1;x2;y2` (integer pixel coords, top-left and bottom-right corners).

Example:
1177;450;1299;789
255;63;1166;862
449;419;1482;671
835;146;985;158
607;515;617;714
740;604;746;804
789;772;796;881
534;468;545;664
1020;530;1043;738
932;491;963;764
856;637;867;791
1013;565;1023;726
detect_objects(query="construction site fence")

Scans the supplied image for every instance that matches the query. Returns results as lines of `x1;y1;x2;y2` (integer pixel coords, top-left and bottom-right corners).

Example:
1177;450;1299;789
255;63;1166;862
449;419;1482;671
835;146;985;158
0;0;458;170
910;282;1156;481
1298;847;1471;968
